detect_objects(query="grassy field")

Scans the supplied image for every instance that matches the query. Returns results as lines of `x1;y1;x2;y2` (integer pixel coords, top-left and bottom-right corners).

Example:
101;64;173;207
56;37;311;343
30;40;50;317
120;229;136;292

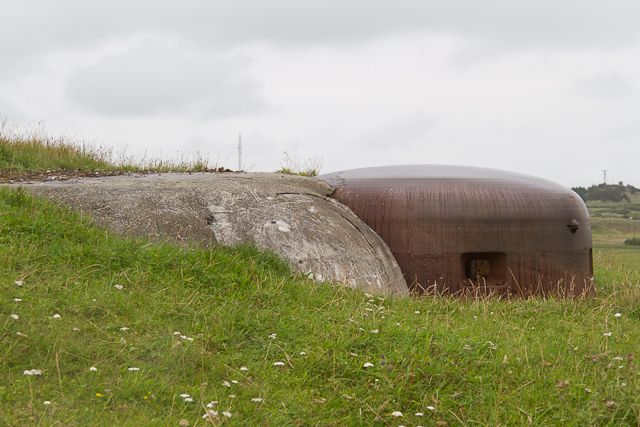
1;139;640;425
589;194;640;247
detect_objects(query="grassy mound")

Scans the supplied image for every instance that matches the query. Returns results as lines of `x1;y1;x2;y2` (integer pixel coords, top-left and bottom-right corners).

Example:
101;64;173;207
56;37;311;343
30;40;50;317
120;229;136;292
1;190;640;425
1;137;640;425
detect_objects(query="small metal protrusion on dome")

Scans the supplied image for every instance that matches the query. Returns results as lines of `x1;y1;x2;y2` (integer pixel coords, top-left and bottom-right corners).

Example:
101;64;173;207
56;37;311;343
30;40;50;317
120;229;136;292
567;218;580;233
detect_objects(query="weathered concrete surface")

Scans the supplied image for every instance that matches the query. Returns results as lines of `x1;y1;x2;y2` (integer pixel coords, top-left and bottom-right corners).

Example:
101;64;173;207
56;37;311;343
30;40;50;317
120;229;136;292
15;173;408;295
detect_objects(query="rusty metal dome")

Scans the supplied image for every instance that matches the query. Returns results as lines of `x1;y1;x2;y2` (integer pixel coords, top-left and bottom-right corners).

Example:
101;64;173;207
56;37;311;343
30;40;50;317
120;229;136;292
321;165;593;296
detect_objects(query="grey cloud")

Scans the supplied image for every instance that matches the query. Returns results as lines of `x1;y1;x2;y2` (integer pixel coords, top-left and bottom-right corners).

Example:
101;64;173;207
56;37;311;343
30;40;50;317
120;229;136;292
65;41;266;117
575;72;637;99
0;97;25;123
601;120;640;143
3;0;640;71
353;114;436;149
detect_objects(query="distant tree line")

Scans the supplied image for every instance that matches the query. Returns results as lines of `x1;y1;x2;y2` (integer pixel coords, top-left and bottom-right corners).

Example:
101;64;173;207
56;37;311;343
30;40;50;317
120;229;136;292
572;183;638;202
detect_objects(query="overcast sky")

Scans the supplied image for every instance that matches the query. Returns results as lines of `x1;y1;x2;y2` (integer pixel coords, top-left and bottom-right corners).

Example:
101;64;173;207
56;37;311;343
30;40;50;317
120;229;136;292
2;1;639;186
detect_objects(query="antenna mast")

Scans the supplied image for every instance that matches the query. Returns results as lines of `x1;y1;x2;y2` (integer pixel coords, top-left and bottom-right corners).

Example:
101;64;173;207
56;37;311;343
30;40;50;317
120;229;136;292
238;133;242;171
602;169;608;185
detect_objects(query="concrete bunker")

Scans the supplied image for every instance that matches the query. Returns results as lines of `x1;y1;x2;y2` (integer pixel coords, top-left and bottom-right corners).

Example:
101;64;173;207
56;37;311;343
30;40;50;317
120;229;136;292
15;173;409;296
321;165;594;296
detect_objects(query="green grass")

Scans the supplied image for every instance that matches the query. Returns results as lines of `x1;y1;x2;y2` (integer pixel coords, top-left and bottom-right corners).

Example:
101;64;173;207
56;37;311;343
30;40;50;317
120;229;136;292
1;189;640;426
0;133;215;175
586;190;640;222
276;166;319;177
0;134;115;172
588;196;640;246
277;151;321;177
1;138;640;425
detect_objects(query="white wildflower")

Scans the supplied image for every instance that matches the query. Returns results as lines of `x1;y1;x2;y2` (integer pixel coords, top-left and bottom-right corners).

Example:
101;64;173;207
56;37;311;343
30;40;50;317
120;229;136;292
127;367;140;371
10;314;19;320
120;327;130;331
363;362;374;368
203;410;218;418
89;366;98;372
23;369;43;376
251;397;263;402
222;380;231;387
273;361;285;367
183;397;194;403
173;331;182;336
14;298;22;302
614;356;624;361
229;394;236;398
299;351;307;356
584;387;592;393
206;401;218;408
43;400;51;405
231;380;238;384
180;393;190;398
604;332;612;337
426;405;435;411
52;313;61;319
614;312;622;318
414;310;421;314
114;284;124;290
391;411;403;417
16;332;27;337
186;337;194;341
14;280;23;286
415;412;424;416
240;366;249;371
268;333;277;339
222;411;232;418
370;329;379;334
